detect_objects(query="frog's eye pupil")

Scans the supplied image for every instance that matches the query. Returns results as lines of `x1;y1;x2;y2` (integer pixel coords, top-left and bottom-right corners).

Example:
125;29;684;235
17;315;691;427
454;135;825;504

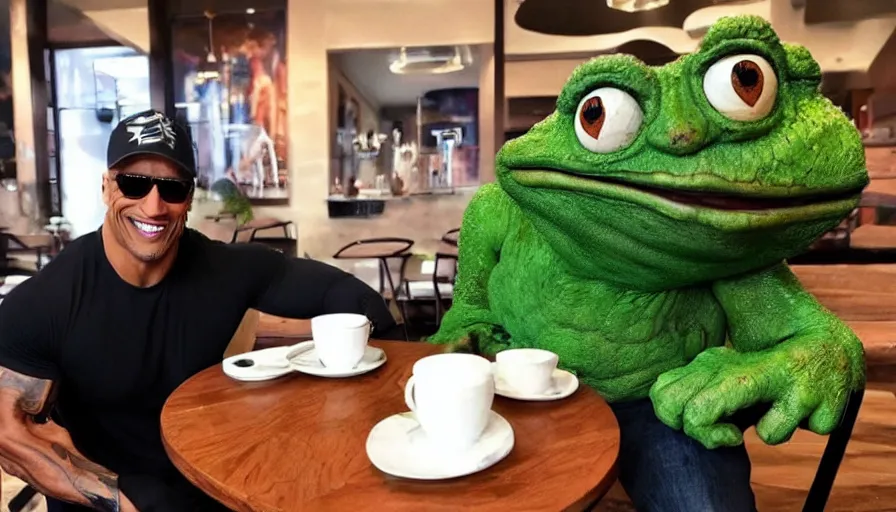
580;97;606;138
730;60;763;107
574;87;641;153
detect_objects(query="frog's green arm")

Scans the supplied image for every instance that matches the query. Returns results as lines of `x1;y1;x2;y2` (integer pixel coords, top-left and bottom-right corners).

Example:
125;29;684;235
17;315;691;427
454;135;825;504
650;262;865;448
427;183;514;356
712;263;865;365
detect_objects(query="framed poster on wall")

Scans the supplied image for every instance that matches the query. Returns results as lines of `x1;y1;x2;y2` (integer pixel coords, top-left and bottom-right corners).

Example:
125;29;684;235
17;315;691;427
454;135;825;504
170;7;288;205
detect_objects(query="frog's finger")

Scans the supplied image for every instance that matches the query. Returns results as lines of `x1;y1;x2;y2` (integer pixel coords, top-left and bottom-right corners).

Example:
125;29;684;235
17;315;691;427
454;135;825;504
756;388;815;445
681;372;769;436
684;423;744;450
807;392;848;435
650;369;716;430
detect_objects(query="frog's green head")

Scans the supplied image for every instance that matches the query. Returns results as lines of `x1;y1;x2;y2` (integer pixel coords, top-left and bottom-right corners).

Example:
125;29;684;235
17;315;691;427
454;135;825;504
496;15;867;291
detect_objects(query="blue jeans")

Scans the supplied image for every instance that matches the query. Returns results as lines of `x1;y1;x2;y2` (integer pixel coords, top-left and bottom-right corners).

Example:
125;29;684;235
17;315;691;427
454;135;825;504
609;398;758;512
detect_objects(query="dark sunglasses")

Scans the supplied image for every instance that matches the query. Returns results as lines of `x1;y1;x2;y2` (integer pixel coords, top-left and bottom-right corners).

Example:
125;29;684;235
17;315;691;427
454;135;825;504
114;174;194;204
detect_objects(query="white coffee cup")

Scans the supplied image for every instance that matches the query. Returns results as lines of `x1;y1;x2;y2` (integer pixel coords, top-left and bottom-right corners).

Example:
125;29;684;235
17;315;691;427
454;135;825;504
404;353;494;451
495;348;559;395
310;313;371;371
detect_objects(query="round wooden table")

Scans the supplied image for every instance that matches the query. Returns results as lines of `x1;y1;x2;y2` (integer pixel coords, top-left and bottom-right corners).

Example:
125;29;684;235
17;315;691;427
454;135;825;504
161;341;620;511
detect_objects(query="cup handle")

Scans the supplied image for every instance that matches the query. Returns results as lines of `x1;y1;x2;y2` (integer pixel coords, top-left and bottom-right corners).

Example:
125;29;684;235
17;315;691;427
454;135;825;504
404;375;417;412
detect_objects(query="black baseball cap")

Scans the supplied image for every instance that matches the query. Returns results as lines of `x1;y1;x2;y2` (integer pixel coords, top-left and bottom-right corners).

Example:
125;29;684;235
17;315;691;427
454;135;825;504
107;109;196;178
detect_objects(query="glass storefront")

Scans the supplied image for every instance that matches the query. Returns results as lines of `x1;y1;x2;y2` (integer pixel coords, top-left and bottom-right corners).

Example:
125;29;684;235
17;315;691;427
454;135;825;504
51;46;149;237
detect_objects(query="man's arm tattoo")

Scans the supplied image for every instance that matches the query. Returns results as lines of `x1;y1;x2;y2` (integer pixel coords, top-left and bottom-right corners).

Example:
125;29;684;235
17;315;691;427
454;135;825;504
0;366;121;511
0;366;54;415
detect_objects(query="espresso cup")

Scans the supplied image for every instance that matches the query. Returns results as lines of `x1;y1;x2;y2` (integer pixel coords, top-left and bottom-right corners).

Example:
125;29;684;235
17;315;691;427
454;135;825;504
310;313;371;370
495;348;559;395
404;353;494;451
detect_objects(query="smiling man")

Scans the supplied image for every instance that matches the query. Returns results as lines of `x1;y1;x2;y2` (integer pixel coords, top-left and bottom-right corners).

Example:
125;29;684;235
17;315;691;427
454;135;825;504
0;110;397;511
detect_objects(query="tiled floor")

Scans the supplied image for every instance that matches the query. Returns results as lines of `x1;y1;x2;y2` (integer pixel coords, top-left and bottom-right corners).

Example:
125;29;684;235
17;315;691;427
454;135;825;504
1;473;44;512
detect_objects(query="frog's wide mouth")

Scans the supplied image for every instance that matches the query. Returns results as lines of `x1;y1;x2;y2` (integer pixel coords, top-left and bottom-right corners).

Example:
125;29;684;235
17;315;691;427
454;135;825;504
509;168;864;207
507;167;866;230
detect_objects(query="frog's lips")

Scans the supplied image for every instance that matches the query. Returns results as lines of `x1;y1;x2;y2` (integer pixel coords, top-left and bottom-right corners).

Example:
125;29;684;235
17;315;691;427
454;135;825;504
511;168;864;211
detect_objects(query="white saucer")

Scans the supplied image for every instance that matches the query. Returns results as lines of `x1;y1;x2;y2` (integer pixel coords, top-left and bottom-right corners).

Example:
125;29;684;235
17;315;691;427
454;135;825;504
287;341;386;378
223;344;302;382
366;410;514;480
492;363;580;401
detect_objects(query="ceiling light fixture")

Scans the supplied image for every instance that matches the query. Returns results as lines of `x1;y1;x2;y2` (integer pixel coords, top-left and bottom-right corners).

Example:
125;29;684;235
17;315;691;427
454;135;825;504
606;0;670;12
388;47;467;75
246;8;256;14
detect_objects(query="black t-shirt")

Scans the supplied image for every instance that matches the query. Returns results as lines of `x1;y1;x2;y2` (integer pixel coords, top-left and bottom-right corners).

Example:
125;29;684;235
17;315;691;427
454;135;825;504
0;228;396;511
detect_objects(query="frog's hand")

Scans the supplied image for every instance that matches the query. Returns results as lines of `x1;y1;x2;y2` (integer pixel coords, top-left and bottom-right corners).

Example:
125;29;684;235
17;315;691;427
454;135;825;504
428;322;512;357
424;184;515;357
650;263;865;450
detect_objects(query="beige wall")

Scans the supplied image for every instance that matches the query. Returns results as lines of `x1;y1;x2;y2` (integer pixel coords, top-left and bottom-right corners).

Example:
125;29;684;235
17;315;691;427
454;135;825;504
329;63;381;135
503;0;896;100
81;8;149;52
7;0;42;234
249;0;497;258
26;0;896;255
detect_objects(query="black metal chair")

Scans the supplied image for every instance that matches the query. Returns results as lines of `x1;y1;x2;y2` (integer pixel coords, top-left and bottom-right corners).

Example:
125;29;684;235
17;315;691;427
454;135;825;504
585;388;865;511
230;219;298;258
801;388;865;511
441;227;460;247
333;237;415;338
4;232;50;271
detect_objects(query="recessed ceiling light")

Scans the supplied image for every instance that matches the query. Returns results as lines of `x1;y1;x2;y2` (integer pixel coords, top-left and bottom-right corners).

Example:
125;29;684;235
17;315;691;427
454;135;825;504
246;8;256;14
606;0;669;12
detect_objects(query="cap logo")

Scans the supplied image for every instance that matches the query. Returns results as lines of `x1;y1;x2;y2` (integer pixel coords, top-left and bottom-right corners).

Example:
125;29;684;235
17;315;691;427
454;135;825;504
125;112;177;149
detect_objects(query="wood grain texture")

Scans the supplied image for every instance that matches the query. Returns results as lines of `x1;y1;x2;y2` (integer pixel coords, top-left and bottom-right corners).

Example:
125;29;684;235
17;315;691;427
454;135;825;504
161;341;620;512
866;148;896;180
792;265;896;364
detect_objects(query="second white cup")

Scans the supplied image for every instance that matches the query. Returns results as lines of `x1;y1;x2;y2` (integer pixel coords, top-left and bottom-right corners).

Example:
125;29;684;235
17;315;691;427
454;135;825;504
495;348;559;395
404;353;494;451
310;313;371;370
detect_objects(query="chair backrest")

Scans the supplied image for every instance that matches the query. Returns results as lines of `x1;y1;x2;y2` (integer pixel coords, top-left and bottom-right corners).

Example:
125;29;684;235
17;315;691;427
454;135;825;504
441;228;460;247
333;237;415;259
223;308;260;359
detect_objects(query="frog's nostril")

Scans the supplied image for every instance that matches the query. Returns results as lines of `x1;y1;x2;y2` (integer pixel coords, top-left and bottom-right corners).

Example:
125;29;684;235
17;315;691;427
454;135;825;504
671;130;697;147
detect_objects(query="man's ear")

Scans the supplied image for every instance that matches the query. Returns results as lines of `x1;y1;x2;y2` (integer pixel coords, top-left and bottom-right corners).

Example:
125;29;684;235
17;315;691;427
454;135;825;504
101;171;111;207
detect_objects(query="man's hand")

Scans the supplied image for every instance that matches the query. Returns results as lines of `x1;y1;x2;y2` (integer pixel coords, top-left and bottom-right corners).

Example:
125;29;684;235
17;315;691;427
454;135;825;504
649;334;864;449
0;366;124;511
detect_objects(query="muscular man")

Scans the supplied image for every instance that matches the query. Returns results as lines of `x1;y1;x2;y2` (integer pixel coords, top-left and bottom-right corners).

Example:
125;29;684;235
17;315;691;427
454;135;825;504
0;110;396;511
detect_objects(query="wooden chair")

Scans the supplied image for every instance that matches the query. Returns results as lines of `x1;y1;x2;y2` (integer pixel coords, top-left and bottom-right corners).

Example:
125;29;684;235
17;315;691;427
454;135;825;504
223;309;261;358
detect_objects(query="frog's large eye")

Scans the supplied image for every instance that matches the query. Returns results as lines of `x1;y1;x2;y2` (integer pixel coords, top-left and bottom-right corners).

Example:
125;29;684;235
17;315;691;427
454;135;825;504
574;87;643;153
703;54;777;122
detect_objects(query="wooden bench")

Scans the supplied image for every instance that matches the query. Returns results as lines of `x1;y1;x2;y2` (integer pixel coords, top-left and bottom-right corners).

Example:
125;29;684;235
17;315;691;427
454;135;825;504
792;264;896;368
221;264;895;385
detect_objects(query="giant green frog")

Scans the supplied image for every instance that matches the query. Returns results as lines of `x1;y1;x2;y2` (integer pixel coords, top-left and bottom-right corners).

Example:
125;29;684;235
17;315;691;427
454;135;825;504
429;15;867;450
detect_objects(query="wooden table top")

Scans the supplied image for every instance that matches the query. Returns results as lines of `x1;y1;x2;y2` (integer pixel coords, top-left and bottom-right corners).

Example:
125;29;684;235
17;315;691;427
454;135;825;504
161;341;620;512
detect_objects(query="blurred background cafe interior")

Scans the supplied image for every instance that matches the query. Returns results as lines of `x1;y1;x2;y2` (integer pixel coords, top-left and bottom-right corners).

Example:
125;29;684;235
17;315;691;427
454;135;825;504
1;0;896;510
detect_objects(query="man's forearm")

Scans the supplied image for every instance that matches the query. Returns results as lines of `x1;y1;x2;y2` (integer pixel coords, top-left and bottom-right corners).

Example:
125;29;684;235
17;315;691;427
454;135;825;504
256;257;396;334
0;367;125;511
323;274;396;335
1;429;120;510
